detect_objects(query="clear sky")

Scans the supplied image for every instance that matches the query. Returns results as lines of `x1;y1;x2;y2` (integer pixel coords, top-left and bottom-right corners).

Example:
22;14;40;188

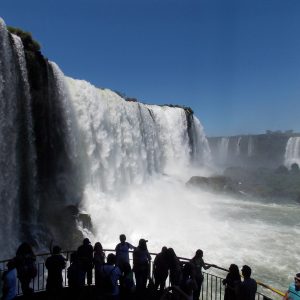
1;0;300;136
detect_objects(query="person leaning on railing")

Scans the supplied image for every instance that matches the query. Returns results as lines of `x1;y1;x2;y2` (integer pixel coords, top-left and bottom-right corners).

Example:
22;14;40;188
283;273;300;300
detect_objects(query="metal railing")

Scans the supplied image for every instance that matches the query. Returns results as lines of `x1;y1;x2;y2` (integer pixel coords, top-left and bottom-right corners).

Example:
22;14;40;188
0;249;284;299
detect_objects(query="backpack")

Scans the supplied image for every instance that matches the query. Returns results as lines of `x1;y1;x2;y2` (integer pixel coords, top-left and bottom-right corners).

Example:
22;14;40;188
101;266;115;294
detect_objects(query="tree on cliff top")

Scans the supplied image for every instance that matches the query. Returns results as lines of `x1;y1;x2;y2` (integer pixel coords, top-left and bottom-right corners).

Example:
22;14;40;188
7;26;41;52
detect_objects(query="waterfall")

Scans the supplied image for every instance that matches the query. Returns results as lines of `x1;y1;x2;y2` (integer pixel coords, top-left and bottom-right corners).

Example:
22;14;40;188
247;136;254;157
0;20;39;253
284;137;300;167
218;137;229;163
236;136;242;156
0;18;211;255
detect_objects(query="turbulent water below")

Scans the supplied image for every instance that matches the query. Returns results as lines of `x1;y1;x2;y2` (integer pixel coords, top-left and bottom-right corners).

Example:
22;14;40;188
80;171;300;296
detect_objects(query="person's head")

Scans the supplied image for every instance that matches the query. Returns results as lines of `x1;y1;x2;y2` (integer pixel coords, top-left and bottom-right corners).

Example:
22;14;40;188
195;249;203;258
241;265;252;278
53;245;61;255
94;242;103;252
161;246;168;254
138;238;148;250
107;253;116;265
294;273;300;290
229;264;240;278
119;234;126;243
83;238;91;245
182;262;194;278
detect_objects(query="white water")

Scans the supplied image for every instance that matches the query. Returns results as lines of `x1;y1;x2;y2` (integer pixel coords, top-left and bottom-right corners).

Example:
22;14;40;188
218;137;229;163
0;19;20;252
284;137;300;168
236;136;242;156
247;136;254;157
61;76;300;294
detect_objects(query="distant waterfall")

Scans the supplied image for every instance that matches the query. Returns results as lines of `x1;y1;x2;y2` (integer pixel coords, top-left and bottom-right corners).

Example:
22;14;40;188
247;136;254;157
218;137;229;163
284;137;300;167
236;137;242;156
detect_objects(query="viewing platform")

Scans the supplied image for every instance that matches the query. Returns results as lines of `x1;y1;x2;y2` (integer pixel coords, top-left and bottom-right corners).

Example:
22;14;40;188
0;249;284;300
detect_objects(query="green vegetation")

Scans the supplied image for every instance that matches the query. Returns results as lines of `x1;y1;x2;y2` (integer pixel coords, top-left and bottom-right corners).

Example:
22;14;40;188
7;26;41;52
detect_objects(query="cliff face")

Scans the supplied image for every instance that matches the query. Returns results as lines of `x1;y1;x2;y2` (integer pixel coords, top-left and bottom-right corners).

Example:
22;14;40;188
208;133;300;169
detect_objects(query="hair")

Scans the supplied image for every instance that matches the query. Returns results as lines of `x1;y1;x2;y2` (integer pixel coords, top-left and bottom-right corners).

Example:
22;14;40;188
229;264;241;280
120;234;126;241
94;242;103;252
53;245;61;254
107;253;116;265
242;265;252;278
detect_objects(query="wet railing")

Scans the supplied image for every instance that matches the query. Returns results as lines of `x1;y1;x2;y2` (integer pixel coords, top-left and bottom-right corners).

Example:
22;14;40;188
0;249;283;300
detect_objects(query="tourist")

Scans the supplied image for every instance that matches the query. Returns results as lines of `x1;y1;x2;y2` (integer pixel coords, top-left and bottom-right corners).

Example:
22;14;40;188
283;273;300;300
77;238;93;285
115;234;135;269
153;246;169;293
2;260;17;300
45;245;67;296
67;252;85;291
222;264;241;300
167;248;182;286
190;249;213;300
179;262;197;300
133;238;152;296
15;242;37;296
238;265;257;300
100;253;122;299
93;242;105;286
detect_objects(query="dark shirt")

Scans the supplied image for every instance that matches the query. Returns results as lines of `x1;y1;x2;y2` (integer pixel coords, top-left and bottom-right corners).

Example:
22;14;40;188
238;278;257;300
45;254;66;289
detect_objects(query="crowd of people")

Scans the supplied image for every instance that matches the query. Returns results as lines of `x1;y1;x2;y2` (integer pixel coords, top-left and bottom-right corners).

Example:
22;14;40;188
1;235;299;300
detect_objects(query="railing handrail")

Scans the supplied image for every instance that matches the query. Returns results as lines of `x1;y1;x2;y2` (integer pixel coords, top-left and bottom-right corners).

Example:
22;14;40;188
0;249;285;298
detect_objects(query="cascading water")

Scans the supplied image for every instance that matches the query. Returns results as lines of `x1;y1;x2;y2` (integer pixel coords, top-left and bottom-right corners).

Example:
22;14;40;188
218;137;229;164
236;136;242;156
284;137;300;167
1;18;300;294
247;136;254;157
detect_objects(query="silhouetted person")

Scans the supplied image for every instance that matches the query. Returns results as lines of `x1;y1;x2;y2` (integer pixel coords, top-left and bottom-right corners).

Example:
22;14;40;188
67;252;85;300
283;272;300;300
15;242;37;296
93;242;105;287
100;253;122;299
119;262;135;299
115;234;135;269
45;245;66;298
2;260;17;300
167;248;182;286
222;264;241;300
238;265;257;300
77;238;93;285
153;246;169;293
133;239;151;296
179;262;197;299
190;249;213;300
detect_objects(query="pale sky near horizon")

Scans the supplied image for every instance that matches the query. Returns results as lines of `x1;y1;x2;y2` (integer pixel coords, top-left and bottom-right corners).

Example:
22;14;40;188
1;0;300;136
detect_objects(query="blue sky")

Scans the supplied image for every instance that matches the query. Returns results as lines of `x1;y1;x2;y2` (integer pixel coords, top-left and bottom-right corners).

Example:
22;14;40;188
1;0;300;136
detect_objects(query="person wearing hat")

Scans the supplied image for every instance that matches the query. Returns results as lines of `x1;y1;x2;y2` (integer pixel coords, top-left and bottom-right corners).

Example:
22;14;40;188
45;245;67;296
77;238;94;285
133;239;151;296
283;273;300;300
